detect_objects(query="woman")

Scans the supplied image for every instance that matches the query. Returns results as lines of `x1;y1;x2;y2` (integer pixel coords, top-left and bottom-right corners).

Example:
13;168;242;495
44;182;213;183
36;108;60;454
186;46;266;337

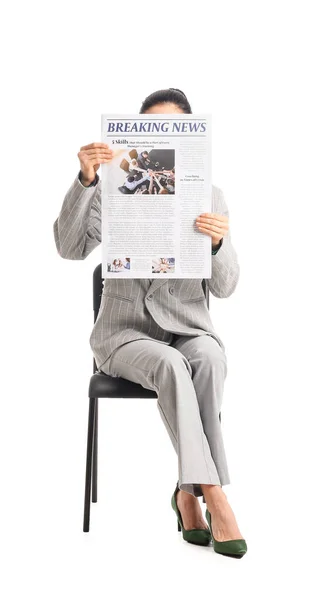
53;88;247;558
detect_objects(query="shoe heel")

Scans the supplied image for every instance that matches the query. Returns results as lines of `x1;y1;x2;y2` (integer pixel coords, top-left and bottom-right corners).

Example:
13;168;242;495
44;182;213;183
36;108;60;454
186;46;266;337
177;520;181;531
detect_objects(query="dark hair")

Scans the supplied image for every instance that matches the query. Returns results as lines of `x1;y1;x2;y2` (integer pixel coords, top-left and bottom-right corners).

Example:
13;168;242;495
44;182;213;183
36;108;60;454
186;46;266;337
127;176;135;182
140;88;192;114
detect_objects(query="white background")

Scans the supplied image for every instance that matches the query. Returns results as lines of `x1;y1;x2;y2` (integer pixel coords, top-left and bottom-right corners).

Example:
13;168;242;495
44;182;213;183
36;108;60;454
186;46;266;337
2;1;315;598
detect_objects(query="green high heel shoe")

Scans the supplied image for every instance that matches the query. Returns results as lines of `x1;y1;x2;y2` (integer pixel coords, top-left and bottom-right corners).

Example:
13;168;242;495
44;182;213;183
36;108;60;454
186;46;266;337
171;482;211;546
205;508;247;558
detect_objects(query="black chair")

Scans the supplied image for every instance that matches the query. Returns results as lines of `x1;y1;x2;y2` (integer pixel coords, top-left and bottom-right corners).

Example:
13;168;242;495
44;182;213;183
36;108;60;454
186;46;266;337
83;265;211;532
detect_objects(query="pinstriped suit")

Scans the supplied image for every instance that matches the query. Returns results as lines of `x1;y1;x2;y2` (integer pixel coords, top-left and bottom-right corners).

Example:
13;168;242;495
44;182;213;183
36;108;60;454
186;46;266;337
53;173;240;495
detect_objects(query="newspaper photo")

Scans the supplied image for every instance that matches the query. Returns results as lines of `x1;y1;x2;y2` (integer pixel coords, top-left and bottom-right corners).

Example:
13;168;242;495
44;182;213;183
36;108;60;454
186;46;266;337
101;114;212;278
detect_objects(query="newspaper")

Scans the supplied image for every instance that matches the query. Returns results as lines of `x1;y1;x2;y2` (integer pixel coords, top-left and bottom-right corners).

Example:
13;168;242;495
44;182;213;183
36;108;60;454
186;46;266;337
101;113;212;278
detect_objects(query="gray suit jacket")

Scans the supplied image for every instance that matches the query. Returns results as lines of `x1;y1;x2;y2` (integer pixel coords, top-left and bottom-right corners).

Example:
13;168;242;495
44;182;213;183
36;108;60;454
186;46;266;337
53;174;240;371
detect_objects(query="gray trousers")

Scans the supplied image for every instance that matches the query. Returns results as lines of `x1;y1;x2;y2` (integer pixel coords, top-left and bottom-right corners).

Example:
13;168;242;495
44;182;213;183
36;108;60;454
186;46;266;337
101;334;230;497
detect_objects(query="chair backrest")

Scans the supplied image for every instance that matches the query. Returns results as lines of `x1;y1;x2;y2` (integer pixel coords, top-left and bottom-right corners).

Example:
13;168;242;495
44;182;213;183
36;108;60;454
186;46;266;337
119;158;130;173
93;263;103;323
92;264;209;372
129;149;138;160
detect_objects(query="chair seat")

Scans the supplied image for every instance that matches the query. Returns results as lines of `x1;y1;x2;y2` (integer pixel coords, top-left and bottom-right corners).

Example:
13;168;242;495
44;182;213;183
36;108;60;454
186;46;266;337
89;371;158;399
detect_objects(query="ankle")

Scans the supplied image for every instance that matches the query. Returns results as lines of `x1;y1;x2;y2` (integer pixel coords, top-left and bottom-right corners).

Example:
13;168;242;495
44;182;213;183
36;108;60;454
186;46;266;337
177;489;196;502
201;485;227;510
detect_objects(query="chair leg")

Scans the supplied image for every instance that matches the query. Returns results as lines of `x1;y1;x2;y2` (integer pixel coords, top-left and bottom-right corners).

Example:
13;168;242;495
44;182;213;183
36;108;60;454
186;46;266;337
83;397;96;532
92;398;98;503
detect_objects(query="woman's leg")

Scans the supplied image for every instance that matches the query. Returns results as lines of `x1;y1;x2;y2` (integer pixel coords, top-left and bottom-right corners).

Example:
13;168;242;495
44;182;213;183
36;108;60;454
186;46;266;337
101;339;223;495
172;334;244;541
171;334;230;494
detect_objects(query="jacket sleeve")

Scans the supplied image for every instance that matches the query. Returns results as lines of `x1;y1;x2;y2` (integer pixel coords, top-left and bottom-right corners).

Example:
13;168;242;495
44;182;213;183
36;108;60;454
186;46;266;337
53;173;102;260
206;187;240;298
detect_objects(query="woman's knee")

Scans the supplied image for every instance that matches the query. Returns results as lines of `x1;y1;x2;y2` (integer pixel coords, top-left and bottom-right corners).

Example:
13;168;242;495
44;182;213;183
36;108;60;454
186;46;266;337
189;338;227;374
155;346;192;378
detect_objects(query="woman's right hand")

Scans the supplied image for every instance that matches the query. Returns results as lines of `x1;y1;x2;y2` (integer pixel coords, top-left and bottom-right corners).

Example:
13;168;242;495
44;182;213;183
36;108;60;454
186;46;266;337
77;142;114;186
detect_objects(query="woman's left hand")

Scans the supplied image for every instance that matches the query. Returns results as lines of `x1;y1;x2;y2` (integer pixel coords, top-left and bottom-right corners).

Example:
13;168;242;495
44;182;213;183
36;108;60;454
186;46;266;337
195;213;229;247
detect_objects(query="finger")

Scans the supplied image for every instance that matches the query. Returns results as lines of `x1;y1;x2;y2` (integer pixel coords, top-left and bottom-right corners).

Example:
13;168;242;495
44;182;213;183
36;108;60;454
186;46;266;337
197;223;224;234
199;213;228;223
80;148;113;155
196;225;212;235
78;154;113;166
79;152;112;162
78;150;113;159
197;216;228;227
80;142;111;151
86;157;112;163
197;216;229;230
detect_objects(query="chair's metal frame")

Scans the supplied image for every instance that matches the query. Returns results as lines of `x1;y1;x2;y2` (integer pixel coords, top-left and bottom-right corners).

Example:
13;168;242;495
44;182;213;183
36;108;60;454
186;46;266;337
83;266;211;532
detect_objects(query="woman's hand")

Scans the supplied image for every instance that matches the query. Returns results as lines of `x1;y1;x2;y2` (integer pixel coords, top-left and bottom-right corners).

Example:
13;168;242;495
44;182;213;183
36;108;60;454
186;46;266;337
195;213;229;247
77;142;114;186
